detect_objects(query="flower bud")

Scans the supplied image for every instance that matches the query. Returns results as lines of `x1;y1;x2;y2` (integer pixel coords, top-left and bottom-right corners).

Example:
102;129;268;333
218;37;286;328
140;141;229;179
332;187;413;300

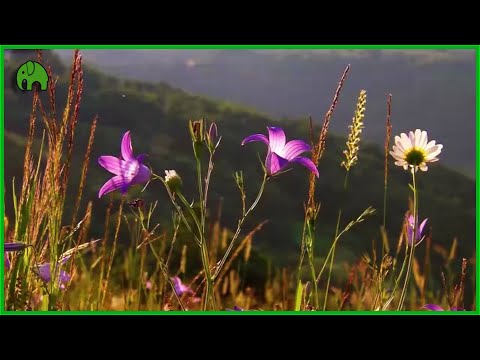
207;122;220;152
188;119;205;159
165;170;183;194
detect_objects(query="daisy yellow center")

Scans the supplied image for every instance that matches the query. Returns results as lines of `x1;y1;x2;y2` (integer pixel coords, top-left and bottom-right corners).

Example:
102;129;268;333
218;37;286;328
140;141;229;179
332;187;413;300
405;148;425;166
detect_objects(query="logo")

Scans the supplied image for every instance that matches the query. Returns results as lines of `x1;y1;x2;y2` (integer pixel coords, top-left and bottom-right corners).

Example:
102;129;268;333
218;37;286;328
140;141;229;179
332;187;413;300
16;60;49;91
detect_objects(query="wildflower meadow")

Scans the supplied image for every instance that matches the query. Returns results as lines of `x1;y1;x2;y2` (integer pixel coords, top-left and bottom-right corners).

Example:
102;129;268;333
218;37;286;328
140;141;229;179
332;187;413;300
2;49;476;312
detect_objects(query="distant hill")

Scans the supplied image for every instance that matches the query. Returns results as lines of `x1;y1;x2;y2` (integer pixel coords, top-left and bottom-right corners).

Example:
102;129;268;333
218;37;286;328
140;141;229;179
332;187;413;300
4;50;475;270
54;49;477;178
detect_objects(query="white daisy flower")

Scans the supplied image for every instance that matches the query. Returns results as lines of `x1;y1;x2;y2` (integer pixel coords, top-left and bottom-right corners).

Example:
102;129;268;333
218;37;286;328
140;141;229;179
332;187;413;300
390;129;443;172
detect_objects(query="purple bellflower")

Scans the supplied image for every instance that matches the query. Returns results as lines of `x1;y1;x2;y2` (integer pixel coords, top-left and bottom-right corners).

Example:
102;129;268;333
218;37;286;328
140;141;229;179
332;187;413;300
98;131;151;198
242;127;319;178
406;214;428;246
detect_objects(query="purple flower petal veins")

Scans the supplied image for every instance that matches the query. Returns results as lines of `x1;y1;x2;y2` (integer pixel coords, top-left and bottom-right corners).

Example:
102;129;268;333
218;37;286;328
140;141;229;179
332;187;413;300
242;126;319;177
98;131;151;198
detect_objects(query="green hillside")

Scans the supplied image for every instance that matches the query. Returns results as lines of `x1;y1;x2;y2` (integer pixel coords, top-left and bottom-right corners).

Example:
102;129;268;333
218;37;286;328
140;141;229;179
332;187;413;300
4;51;475;272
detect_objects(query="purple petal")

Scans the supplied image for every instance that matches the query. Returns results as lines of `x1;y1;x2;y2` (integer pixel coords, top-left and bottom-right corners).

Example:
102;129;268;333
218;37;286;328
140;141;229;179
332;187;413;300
120;159;141;184
98;156;126;176
5;253;10;270
130;164;151;187
208;123;217;142
98;175;126;198
37;263;52;282
172;276;192;296
290;156;319;177
418;218;428;238
59;270;71;284
136;154;147;164
265;152;289;176
267;127;286;153
241;134;269;146
172;276;183;295
279;140;311;160
4;242;27;252
423;304;444;311
121;131;134;161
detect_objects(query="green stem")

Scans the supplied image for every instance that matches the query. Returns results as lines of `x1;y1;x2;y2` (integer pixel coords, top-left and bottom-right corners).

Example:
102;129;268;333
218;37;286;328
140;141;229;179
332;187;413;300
200;238;216;310
295;221;307;308
323;209;341;310
213;174;268;280
397;168;418;310
148;242;185;311
306;222;319;309
323;173;349;310
194;156;216;310
382;247;409;310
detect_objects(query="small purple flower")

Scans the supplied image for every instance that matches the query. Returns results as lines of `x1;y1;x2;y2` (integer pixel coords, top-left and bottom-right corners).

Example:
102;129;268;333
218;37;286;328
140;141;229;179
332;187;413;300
145;280;152;290
423;304;463;311
4;242;27;252
242;127;319;178
37;263;71;290
171;276;194;296
406;214;428;246
226;306;244;311
98;131;151;198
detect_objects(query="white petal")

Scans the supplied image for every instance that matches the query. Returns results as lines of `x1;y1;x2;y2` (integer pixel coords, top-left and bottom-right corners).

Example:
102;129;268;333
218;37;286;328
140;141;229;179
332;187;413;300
425;146;442;160
409;131;415;146
420;131;428;148
419;164;428;171
414;129;422;147
400;133;413;150
403;164;409;170
424;140;437;151
395;138;408;154
395;160;407;167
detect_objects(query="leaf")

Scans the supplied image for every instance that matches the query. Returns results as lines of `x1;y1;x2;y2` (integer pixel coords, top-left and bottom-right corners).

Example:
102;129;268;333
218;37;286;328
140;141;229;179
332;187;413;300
294;280;303;311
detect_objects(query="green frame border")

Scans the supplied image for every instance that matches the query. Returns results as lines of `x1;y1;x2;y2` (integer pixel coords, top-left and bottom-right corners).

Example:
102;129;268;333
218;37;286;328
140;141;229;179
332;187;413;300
1;44;478;315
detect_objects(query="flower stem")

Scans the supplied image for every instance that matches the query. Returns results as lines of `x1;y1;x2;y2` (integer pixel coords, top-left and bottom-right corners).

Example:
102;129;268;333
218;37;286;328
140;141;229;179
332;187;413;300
323;172;349;310
397;168;418;310
306;223;319;309
194;157;216;310
213;174;268;280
